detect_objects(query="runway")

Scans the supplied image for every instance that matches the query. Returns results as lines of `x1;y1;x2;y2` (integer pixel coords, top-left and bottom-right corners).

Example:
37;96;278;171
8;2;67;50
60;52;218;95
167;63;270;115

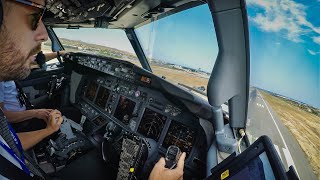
246;88;317;180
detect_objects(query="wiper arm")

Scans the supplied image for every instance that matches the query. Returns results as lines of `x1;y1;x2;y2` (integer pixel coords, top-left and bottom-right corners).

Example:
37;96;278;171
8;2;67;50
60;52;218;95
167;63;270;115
177;83;229;107
177;83;207;96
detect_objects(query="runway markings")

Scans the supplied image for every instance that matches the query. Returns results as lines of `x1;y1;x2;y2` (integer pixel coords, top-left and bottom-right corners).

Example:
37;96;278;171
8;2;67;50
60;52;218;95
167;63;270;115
258;91;300;179
256;103;265;108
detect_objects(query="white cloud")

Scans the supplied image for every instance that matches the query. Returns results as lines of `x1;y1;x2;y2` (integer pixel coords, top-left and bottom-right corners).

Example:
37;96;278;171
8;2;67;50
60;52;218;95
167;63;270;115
307;49;316;55
312;36;320;45
308;49;320;56
247;0;320;43
275;42;281;45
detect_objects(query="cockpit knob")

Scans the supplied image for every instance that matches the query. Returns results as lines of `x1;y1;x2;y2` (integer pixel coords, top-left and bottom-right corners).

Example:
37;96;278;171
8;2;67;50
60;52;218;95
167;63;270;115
121;68;128;73
135;90;141;97
103;122;122;142
165;145;181;169
115;67;121;72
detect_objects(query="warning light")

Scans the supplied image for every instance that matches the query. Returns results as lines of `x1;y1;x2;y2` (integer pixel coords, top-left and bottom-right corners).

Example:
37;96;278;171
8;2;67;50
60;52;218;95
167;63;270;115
221;169;229;180
130;168;134;173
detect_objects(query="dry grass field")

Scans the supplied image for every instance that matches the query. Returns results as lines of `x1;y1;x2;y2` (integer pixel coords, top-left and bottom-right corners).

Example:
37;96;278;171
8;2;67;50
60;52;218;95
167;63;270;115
260;91;320;178
151;65;209;88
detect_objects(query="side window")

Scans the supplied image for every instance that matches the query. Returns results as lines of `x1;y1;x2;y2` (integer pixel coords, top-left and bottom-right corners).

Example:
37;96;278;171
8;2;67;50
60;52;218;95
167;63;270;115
42;38;58;65
246;0;319;179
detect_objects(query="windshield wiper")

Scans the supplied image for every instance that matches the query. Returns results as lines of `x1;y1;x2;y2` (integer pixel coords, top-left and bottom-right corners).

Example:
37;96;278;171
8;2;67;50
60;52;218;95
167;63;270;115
177;83;229;107
177;83;207;96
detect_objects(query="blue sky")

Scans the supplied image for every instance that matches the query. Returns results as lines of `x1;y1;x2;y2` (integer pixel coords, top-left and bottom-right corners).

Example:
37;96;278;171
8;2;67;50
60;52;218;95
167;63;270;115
134;6;218;72
54;1;319;108
246;0;319;108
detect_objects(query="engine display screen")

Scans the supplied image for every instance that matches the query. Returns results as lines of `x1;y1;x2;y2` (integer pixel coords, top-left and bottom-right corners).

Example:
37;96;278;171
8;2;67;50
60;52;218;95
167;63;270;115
94;86;110;109
162;121;196;156
114;96;136;125
138;108;167;141
85;81;98;101
92;116;107;127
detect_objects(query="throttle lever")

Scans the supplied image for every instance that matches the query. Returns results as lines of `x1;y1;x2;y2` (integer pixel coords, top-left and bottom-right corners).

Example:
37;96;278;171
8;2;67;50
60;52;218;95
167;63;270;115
165;145;181;169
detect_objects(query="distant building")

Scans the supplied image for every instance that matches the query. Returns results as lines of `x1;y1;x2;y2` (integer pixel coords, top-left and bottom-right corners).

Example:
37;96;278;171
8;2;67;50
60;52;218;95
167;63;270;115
173;65;183;69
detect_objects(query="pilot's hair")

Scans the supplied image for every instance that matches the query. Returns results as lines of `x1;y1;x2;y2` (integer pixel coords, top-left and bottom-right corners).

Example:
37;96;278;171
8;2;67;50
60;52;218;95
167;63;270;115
0;0;11;30
0;0;3;28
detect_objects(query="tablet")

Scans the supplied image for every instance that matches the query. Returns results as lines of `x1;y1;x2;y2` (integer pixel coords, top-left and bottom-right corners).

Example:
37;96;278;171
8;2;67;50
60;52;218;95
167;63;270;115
207;136;290;180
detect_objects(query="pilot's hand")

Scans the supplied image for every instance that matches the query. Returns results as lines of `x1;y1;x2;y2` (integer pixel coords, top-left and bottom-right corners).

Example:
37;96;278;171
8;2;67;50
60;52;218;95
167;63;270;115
58;50;67;56
149;152;186;180
33;109;53;122
30;64;40;69
46;110;63;133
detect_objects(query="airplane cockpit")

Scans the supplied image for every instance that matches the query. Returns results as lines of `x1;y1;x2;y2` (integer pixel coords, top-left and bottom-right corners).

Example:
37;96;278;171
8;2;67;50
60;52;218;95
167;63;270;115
8;0;298;179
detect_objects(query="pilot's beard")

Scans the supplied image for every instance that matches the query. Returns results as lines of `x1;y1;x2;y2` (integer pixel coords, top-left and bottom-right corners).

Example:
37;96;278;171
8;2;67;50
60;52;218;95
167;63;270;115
0;27;35;81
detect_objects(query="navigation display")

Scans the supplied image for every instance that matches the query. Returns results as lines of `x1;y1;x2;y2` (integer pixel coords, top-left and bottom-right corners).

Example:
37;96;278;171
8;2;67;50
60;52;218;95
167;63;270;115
114;96;136;125
162;121;196;156
94;86;110;109
138;108;167;141
85;81;98;101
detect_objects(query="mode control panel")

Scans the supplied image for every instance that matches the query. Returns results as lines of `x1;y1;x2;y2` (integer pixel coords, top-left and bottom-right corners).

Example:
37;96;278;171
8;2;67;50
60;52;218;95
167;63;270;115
80;102;99;119
66;53;136;82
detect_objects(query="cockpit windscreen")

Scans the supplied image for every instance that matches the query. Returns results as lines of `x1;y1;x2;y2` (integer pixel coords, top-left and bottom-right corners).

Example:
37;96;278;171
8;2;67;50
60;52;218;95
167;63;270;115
114;96;136;125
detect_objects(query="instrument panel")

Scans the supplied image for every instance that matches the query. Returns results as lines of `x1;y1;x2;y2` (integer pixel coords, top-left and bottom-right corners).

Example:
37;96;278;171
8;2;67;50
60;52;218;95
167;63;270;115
67;53;208;172
138;108;167;141
94;86;110;109
84;81;98;101
81;75;200;157
114;96;136;125
163;120;196;156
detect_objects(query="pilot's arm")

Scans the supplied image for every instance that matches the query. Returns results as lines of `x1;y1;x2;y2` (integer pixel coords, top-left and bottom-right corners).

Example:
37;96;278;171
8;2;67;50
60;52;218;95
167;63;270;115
1;108;53;124
17;110;63;150
43;50;66;62
149;152;186;180
32;50;66;68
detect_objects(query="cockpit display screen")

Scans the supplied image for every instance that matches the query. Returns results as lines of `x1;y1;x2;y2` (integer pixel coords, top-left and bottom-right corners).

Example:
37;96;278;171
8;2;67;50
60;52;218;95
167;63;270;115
94;86;110;109
114;96;136;125
85;81;98;101
140;75;151;84
162;121;196;156
138;108;167;141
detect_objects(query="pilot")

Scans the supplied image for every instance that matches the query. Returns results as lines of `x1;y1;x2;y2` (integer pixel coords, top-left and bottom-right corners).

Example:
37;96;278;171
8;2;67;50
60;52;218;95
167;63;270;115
0;50;66;150
0;0;185;179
